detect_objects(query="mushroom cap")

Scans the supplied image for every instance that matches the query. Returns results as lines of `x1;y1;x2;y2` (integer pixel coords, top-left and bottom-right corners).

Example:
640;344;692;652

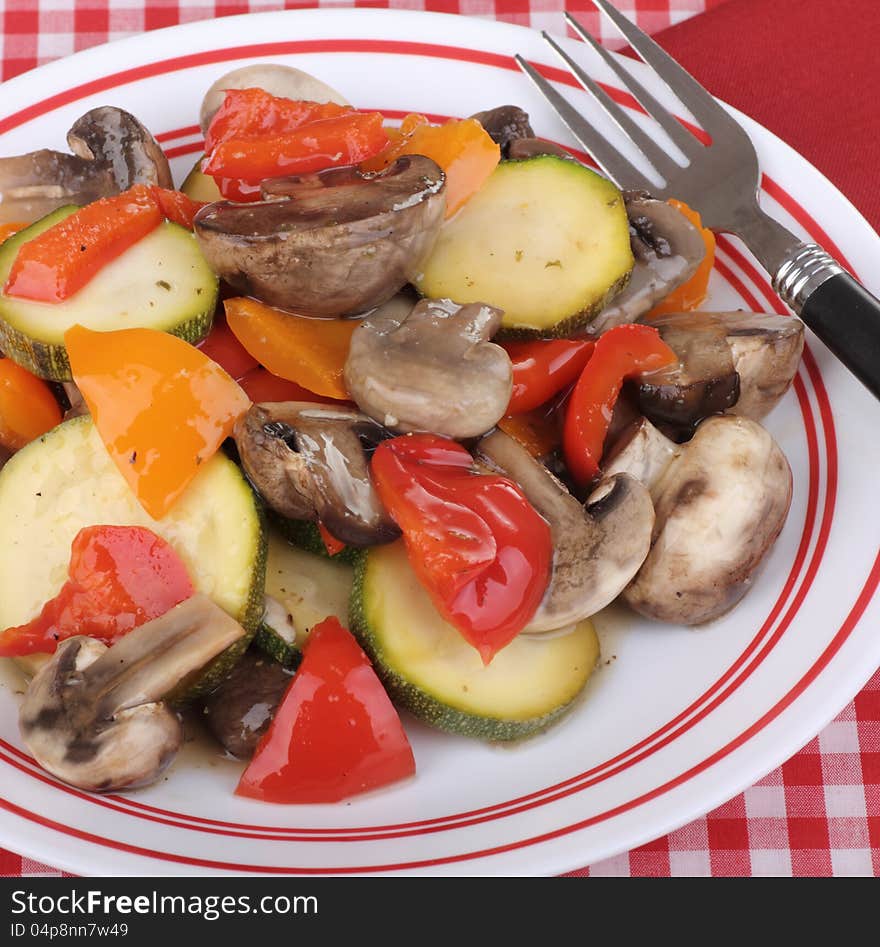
470;105;535;156
0;107;172;225
20;636;183;793
623;414;793;625
723;311;805;419
234;401;399;546
476;430;655;632
199;64;349;135
345;295;513;439
636;311;805;433
637;311;740;437
193;156;447;317
203;649;294;759
588;193;707;335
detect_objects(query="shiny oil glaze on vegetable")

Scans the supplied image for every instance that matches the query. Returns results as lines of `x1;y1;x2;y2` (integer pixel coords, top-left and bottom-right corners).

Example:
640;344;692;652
0;208;218;381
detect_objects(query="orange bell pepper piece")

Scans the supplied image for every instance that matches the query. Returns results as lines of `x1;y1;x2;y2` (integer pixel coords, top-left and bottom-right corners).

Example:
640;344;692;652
0;357;62;450
0;223;26;244
497;410;562;460
224;297;357;401
648;199;716;316
362;117;500;217
4;186;163;303
65;324;250;520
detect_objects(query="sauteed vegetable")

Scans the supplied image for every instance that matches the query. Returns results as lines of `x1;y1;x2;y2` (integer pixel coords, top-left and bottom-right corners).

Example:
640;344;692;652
0;67;803;804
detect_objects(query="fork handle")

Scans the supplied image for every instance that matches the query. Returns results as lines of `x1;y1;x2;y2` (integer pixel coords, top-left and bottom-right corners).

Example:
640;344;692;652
774;244;880;400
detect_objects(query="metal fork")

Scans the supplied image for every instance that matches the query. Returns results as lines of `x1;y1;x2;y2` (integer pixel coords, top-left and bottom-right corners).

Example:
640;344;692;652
516;0;880;401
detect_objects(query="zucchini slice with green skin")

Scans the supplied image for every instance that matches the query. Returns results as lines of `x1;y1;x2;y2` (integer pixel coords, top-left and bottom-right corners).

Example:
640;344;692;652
0;207;219;381
413;155;633;338
350;541;600;742
0;416;266;701
181;159;223;203
256;529;355;666
272;515;361;566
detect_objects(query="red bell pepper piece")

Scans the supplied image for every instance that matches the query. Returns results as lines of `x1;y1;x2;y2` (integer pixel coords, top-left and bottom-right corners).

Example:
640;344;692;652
0;525;194;657
202;112;389;183
563;324;678;486
196;317;260;382
149;186;207;230
317;522;347;557
371;434;552;664
204;88;353;153
503;338;595;415
4;185;162;303
236;617;415;804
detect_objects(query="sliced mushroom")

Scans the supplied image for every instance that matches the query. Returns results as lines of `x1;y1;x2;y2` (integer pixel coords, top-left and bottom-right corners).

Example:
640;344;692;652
588;191;708;335
470;106;534;156
199;64;349;135
18;594;246;792
0;107;172;225
636;311;804;434
724;311;805;419
194;156;446;317
621;415;793;625
345;296;512;439
476;430;654;632
637;312;740;437
235;401;399;546
203;650;294;759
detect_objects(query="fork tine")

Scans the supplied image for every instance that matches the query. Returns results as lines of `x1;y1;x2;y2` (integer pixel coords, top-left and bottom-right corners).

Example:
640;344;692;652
563;13;702;157
585;0;739;137
540;30;683;179
513;54;655;192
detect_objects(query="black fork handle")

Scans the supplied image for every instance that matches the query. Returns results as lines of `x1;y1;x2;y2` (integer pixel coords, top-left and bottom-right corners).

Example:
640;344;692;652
799;273;880;401
768;240;880;401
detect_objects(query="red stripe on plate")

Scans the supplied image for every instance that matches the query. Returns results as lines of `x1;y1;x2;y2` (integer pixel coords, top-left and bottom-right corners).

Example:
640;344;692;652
0;38;868;873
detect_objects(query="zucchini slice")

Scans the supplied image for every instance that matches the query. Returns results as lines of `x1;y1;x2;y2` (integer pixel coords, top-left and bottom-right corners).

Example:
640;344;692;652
0;416;266;700
0;207;219;381
181;158;223;203
256;529;355;665
413;155;633;337
272;515;361;566
350;541;600;742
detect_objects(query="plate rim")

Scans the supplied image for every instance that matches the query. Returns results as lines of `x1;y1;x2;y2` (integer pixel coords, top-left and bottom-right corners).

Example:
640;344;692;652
0;6;878;876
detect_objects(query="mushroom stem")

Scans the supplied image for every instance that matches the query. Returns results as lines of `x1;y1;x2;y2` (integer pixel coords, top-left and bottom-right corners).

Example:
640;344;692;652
19;594;247;792
82;594;247;715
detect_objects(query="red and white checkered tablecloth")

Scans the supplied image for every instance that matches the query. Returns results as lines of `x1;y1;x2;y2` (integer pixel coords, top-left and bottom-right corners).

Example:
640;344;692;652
1;0;878;878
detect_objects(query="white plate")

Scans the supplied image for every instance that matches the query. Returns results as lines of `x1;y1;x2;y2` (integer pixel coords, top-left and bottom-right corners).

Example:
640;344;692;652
1;8;879;877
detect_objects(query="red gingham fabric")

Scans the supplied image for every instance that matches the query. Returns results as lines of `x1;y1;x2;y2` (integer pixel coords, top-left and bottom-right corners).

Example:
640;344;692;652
1;0;878;878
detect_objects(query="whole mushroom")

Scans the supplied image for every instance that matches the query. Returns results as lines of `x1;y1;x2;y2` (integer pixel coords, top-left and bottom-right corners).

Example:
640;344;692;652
476;430;654;632
636;310;805;435
0;107;173;225
606;415;793;625
235;401;399;546
194;156;446;317
18;594;246;792
344;295;513;439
